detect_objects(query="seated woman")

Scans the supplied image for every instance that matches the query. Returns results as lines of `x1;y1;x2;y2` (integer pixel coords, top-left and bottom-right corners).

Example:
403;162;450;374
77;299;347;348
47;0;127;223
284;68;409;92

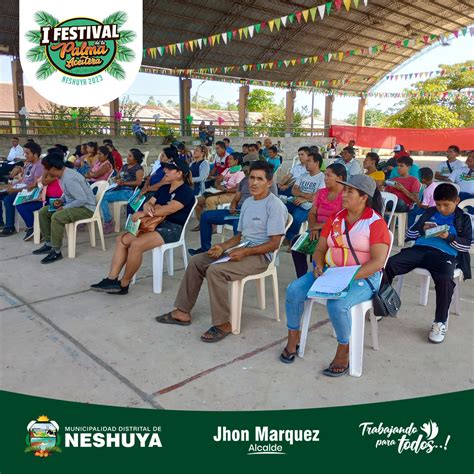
90;156;195;295
291;163;346;278
86;146;114;184
192;153;245;230
190;145;210;196
100;149;145;234
76;142;98;176
281;175;390;377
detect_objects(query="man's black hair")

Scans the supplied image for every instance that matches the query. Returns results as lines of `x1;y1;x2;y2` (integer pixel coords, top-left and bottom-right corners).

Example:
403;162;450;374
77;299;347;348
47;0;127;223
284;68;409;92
268;145;278;153
298;146;310;153
215;141;225;149
42;152;65;170
249;160;274;180
307;152;323;168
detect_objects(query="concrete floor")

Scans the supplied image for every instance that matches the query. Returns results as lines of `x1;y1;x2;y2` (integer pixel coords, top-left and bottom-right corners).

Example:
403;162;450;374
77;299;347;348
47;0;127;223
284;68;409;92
0;213;473;411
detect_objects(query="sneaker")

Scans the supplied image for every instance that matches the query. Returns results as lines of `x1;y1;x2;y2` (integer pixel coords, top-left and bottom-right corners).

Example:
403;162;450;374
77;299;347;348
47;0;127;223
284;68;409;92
23;227;34;241
40;250;63;264
188;247;206;256
428;322;446;344
0;227;16;237
33;244;52;255
90;278;120;292
103;220;115;234
106;283;129;295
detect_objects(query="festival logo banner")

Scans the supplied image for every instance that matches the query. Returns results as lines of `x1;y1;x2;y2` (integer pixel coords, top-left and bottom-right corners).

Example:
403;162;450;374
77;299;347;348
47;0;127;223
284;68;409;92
19;0;142;106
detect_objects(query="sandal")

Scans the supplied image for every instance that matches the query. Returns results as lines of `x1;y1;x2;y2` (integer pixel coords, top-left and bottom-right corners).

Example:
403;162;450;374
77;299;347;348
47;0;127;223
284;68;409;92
322;364;349;377
155;311;191;326
200;326;231;343
279;345;300;364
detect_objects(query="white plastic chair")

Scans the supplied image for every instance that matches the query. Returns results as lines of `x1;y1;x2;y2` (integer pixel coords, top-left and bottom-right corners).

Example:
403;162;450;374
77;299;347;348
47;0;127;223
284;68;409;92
132;199;197;293
390;211;407;247
395;268;463;324
381;191;398;228
112;200;129;232
64;181;109;258
33;209;41;244
298;231;394;377
229;215;293;335
141;151;150;176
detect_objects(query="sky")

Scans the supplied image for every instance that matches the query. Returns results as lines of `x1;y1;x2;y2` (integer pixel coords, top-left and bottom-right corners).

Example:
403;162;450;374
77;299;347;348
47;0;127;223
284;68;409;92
0;31;472;120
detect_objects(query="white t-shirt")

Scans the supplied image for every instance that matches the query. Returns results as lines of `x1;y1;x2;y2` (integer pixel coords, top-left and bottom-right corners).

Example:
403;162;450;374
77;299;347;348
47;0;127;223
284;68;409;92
7;145;24;162
290;163;306;180
449;166;474;195
295;171;325;194
436;159;464;178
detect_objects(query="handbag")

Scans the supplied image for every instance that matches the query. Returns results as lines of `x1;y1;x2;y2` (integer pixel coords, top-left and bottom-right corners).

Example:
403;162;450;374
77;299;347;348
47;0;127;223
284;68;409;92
138;214;165;234
345;224;401;317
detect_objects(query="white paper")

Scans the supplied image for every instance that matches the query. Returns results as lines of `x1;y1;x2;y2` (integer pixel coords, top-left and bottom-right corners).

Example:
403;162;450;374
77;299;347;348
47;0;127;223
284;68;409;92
211;256;232;265
308;265;361;295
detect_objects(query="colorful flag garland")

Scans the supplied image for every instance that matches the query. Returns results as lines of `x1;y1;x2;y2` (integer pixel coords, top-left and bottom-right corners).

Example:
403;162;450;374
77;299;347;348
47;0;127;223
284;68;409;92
148;27;472;77
144;0;367;58
140;65;474;101
385;66;473;81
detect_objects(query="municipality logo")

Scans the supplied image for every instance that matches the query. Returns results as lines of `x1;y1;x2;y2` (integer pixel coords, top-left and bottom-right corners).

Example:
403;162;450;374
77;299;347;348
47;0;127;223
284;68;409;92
26;10;134;81
20;0;142;106
25;415;61;458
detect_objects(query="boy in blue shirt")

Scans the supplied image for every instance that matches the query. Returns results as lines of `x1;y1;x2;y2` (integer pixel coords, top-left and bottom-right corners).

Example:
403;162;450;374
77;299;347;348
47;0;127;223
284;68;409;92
385;183;472;343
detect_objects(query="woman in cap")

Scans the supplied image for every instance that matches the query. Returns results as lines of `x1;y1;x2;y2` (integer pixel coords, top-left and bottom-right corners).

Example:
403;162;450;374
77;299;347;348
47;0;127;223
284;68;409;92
90;156;195;295
281;174;390;376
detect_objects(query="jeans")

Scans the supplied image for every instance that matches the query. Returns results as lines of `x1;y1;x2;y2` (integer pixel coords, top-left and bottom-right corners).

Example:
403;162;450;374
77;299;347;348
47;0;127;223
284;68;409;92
200;209;239;251
16;200;43;228
278;186;293;197
0;192;17;228
285;271;380;344
134;131;147;143
285;202;309;242
100;188;133;223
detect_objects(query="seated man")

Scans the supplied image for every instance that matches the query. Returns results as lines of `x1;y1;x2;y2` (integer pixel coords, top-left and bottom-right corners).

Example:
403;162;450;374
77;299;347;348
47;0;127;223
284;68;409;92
385;183;471;343
0;141;44;236
334;146;362;178
189;161;278;255
435;145;464;182
384;156;421;212
32;152;96;264
266;145;282;172
449;150;474;202
132;119;147;144
0;137;24;183
285;151;325;242
155;161;288;342
278;146;309;197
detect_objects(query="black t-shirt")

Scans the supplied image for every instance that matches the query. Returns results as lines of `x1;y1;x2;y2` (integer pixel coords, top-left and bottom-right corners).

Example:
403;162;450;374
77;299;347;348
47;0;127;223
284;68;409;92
153;183;195;226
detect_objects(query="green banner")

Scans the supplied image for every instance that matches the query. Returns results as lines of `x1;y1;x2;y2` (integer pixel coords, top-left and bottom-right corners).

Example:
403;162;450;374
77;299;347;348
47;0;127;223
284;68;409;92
1;389;472;472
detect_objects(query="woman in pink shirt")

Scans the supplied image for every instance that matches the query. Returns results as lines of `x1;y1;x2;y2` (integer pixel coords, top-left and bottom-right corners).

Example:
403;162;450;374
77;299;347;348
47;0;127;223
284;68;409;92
193;153;245;228
291;163;346;277
86;146;114;183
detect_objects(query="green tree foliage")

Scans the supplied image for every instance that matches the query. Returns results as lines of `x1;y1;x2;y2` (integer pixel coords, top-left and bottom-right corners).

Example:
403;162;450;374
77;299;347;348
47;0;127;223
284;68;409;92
247;89;276;112
384;61;473;128
345;108;388;126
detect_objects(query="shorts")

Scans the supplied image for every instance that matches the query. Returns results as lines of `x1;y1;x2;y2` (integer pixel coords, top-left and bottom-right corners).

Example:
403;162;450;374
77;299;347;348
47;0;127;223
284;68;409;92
155;221;183;244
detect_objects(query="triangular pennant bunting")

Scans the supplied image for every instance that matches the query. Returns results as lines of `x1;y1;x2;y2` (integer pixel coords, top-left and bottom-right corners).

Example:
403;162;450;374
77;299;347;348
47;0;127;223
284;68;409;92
343;0;351;11
318;4;326;19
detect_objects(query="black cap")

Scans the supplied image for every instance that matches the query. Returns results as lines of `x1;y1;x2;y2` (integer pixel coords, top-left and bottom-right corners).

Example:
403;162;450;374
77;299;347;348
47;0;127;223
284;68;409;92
161;156;190;175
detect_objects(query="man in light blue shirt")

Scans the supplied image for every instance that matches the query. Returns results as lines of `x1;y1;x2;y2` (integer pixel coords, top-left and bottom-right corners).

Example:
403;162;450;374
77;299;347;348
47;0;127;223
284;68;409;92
334;146;362;178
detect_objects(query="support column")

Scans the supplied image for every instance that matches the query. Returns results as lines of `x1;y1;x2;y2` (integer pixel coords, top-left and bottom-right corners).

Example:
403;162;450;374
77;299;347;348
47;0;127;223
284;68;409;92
109;98;120;136
238;85;249;137
11;59;26;135
285;90;296;137
324;95;334;136
179;78;192;137
357;97;367;127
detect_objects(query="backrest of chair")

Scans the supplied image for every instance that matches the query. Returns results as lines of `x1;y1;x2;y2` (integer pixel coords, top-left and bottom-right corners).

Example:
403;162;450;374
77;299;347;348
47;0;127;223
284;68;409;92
381;191;398;227
384;230;394;268
178;198;198;242
90;181;110;218
269;214;294;266
459;198;474;210
291;155;298;169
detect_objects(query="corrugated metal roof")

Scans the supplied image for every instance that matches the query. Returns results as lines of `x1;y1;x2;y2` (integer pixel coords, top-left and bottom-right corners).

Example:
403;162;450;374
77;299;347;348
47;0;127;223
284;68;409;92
0;1;472;93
